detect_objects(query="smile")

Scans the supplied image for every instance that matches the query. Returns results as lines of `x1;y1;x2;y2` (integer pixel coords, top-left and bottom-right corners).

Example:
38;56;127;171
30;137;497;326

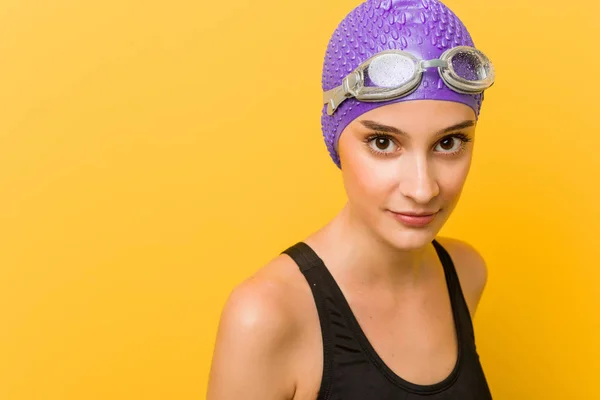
388;210;439;227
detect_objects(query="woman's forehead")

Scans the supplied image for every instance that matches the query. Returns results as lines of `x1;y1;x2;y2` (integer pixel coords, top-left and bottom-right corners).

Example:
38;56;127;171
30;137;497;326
350;100;476;134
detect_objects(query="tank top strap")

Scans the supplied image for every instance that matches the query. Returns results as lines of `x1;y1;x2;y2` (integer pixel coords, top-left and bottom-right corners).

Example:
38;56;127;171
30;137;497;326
432;239;477;342
280;242;335;400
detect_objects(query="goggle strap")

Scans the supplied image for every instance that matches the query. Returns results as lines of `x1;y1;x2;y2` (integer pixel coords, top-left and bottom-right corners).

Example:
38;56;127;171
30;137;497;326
323;72;362;115
324;86;347;115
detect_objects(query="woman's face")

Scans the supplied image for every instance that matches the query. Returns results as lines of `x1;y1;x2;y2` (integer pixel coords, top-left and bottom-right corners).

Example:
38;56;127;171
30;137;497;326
337;100;477;250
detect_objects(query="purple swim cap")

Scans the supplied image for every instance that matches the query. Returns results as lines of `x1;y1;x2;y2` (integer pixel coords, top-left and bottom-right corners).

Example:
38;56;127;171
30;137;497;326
321;0;486;168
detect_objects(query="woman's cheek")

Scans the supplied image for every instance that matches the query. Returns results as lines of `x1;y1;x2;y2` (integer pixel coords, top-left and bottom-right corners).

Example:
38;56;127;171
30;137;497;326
438;160;471;202
349;164;396;210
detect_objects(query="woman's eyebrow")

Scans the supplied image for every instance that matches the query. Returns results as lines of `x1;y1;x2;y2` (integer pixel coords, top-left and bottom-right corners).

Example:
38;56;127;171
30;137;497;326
360;120;407;136
360;119;475;136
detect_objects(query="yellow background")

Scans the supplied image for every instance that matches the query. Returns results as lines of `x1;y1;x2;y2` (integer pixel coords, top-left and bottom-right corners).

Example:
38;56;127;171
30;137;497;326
1;0;598;398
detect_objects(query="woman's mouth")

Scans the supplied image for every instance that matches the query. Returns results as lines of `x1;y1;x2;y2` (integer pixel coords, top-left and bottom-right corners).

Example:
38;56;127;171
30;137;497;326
388;210;439;228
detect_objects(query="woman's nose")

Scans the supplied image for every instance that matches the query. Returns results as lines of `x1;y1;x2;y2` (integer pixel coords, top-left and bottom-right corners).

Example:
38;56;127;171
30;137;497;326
398;154;440;204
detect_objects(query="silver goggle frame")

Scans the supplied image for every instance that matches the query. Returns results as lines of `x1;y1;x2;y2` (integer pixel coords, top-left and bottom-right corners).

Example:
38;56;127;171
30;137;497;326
323;45;495;116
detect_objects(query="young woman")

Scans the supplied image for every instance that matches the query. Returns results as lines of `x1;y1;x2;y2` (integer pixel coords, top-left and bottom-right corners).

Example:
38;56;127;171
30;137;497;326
207;0;496;398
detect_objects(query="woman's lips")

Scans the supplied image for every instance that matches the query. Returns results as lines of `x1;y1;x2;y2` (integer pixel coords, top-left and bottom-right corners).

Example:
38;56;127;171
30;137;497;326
389;210;438;227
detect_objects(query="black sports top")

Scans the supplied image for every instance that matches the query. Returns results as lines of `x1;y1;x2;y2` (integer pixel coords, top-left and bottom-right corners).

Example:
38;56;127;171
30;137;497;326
281;240;492;400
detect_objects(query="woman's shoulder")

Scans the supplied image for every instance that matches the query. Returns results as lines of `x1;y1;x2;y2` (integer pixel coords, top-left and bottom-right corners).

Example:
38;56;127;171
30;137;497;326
435;236;489;317
221;253;314;335
207;253;315;398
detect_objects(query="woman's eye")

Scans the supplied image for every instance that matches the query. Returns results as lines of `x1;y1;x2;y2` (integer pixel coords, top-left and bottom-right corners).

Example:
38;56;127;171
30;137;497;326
369;137;398;153
435;137;462;153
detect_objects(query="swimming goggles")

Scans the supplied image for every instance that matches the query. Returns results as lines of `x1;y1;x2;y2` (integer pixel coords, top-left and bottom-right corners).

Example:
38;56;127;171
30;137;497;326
323;45;495;115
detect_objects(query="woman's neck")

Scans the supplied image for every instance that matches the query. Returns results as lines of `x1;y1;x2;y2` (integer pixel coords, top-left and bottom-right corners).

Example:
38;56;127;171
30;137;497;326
305;202;436;291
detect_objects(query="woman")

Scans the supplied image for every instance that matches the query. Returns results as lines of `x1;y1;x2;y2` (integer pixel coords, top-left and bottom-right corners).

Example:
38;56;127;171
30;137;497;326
207;0;495;398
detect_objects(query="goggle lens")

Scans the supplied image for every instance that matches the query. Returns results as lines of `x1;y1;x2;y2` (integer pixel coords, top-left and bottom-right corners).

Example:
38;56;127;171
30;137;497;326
365;53;416;88
449;50;490;81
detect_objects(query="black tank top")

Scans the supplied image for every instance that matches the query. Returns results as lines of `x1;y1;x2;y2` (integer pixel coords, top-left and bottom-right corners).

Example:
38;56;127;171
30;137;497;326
281;240;492;400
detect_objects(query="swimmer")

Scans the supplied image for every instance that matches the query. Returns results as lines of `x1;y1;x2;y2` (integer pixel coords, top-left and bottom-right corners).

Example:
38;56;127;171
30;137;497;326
208;0;496;398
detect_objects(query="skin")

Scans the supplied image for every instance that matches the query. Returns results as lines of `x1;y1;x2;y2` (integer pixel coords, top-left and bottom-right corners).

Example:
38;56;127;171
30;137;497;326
206;100;489;400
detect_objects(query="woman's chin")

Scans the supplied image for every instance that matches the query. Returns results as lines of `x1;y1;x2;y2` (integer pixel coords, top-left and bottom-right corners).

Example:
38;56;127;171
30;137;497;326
376;216;445;250
386;230;438;251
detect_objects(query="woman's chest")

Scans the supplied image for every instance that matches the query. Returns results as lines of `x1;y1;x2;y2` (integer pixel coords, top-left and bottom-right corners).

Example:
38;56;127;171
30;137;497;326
292;289;460;400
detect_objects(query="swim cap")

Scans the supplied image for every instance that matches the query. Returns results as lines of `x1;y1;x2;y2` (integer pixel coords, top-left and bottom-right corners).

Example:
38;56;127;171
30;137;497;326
321;0;486;168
